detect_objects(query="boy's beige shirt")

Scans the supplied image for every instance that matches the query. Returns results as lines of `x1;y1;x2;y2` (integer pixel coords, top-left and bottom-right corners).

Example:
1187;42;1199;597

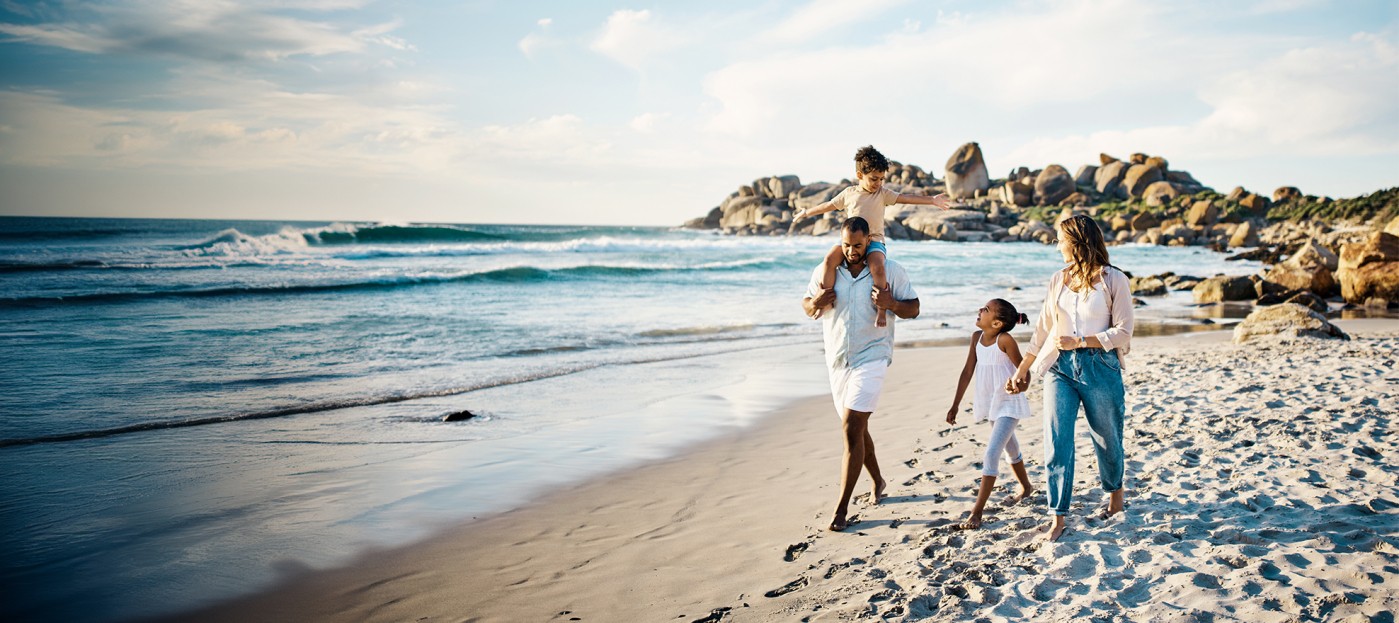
826;186;900;240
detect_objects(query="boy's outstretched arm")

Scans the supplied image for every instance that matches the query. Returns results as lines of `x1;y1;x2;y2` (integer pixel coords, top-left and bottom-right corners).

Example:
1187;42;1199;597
792;200;837;220
893;193;957;210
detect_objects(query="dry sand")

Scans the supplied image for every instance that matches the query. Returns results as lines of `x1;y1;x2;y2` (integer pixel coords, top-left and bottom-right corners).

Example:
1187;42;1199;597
161;319;1399;623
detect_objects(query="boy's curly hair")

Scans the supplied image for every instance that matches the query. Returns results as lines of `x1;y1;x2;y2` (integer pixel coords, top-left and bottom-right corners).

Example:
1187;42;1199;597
854;145;889;176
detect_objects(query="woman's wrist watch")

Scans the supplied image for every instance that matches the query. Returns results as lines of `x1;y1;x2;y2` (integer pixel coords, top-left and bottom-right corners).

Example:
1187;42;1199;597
1078;336;1087;349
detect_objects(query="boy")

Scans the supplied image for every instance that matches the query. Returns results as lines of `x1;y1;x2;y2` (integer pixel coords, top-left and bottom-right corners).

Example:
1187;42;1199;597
793;145;955;325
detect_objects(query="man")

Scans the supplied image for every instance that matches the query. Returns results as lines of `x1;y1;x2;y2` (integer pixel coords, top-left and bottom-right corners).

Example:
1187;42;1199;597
801;216;920;531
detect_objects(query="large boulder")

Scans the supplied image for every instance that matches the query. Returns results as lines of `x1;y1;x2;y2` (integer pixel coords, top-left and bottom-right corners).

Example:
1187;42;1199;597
1264;247;1339;297
1144;155;1169;171
1232;303;1348;344
1187;200;1220;227
792;183;843;212
720;195;763;218
944;143;991;199
1000;180;1033;206
1273;186;1302;203
1193;275;1256;303
1337;231;1399;304
903;208;986;240
1229;220;1260;247
1384;215;1399;237
1239;193;1271;215
1074;165;1098;186
1143;181;1181;207
768;175;802;199
1094;160;1130;198
1129;212;1161;232
1130;276;1168;296
720;200;780;229
1122;164;1164;198
1034;165;1077;206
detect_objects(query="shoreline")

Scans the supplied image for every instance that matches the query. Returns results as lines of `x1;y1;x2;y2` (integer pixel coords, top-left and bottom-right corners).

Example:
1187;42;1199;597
154;318;1399;623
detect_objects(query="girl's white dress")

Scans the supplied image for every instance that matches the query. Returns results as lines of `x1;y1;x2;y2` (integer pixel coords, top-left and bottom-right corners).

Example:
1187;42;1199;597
973;337;1032;422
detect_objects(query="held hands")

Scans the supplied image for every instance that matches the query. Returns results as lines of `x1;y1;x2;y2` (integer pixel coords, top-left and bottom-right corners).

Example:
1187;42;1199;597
1004;370;1030;395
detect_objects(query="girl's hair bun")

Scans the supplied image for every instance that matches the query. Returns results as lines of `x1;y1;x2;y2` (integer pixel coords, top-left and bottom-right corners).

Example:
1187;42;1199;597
1018;312;1029;325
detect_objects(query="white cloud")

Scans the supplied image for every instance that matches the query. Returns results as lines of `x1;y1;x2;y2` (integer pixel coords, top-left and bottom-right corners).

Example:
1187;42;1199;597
590;9;684;70
518;16;556;58
764;0;909;44
629;112;669;133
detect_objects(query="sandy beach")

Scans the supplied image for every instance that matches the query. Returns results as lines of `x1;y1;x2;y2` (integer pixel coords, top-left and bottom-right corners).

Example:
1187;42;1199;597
158;318;1399;623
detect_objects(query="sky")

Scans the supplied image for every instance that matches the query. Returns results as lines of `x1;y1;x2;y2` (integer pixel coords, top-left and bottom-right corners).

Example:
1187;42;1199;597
0;0;1395;226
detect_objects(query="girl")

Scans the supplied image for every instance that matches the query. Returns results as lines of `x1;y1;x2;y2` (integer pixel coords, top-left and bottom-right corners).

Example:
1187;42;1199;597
946;298;1036;529
1007;215;1134;542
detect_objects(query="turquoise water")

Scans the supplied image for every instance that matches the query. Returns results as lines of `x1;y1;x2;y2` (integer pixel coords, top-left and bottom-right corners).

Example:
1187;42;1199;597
0;217;1261;621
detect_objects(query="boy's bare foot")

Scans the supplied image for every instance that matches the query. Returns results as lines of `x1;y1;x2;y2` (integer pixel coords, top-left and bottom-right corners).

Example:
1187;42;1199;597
875;307;887;327
960;512;983;530
1043;517;1067;542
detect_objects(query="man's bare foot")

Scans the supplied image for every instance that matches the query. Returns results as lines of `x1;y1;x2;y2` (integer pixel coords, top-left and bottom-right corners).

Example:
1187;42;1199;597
1043;517;1067;542
1004;488;1035;507
828;513;850;532
870;478;887;505
960;512;983;530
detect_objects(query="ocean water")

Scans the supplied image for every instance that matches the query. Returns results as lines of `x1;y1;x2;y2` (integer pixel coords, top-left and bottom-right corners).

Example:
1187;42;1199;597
0;217;1262;621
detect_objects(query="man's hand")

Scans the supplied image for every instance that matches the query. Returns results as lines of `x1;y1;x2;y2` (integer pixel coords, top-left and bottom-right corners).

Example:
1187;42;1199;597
871;284;896;309
946;406;958;425
809;288;836;317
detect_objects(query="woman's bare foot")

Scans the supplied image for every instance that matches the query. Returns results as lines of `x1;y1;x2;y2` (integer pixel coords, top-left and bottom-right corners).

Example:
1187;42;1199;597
1099;489;1126;519
1043;516;1067;542
960;512;983;530
870;478;887;505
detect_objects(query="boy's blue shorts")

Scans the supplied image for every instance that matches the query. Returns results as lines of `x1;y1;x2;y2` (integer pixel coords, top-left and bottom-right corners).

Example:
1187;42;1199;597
867;240;888;256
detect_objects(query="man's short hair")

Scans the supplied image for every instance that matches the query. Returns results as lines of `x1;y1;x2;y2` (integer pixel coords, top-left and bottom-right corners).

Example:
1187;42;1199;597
843;217;870;235
854;145;889;176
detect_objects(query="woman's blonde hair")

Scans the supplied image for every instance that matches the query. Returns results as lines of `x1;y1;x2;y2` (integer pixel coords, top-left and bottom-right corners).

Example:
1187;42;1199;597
1058;215;1112;292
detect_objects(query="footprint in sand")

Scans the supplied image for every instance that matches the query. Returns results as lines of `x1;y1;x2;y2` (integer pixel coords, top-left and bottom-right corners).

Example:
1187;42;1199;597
689;607;731;623
783;542;809;562
764;576;808;598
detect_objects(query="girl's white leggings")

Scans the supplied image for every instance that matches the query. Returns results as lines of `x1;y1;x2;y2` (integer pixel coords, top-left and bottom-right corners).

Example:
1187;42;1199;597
983;416;1024;476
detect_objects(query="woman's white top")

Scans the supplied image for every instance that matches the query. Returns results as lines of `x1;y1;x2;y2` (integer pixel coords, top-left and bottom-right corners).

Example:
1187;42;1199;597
1055;279;1111;341
973;337;1032;422
1028;266;1135;378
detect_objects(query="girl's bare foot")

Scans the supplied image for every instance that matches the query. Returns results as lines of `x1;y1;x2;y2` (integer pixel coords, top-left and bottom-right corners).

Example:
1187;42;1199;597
960;512;983;530
1004;487;1035;507
1043;516;1067;542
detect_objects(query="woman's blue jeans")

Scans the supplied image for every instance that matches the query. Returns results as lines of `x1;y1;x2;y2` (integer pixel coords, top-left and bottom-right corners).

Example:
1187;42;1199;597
1043;348;1126;516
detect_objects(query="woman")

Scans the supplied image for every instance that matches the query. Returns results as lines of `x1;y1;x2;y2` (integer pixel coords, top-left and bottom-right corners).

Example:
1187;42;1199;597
1007;215;1134;542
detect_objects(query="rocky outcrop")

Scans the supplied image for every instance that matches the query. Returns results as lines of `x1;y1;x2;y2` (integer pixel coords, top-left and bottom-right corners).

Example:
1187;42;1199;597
1337;231;1399;305
944;143;990;199
1232;303;1349;344
1273;186;1302;203
1263;239;1340;297
1143;181;1180;207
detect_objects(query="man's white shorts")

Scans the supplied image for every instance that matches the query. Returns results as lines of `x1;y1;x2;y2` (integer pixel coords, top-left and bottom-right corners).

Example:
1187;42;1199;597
828;360;889;418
